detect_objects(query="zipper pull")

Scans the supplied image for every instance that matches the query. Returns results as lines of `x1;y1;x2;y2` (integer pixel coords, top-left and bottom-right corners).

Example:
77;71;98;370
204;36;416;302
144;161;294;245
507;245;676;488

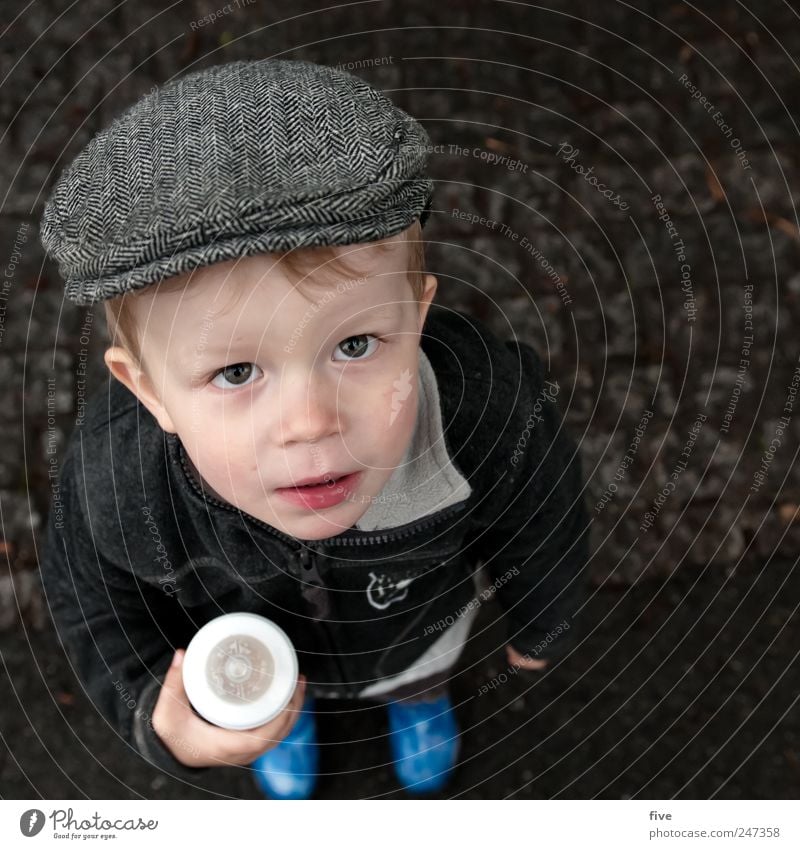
297;545;331;620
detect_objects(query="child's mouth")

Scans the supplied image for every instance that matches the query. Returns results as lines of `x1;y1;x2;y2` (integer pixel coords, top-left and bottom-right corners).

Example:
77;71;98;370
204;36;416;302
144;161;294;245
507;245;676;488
295;477;341;488
275;472;361;510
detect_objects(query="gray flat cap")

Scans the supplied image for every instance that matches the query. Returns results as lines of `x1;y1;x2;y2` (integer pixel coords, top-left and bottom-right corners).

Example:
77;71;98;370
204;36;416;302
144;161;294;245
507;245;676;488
40;59;433;305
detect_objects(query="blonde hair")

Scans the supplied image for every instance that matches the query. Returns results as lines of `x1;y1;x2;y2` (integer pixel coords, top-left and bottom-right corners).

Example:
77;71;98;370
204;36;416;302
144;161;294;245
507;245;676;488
104;219;427;367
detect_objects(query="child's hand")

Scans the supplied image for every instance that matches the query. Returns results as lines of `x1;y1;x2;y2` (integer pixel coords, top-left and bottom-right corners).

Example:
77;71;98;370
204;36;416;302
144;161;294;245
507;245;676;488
506;643;549;671
151;648;308;768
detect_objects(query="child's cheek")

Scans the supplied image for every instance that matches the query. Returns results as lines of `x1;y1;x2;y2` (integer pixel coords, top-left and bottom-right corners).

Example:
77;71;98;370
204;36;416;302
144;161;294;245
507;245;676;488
186;419;251;484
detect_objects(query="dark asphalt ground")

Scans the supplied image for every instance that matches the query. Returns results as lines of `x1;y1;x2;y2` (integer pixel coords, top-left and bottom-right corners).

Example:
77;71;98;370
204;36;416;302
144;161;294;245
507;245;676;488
2;553;797;799
1;0;799;805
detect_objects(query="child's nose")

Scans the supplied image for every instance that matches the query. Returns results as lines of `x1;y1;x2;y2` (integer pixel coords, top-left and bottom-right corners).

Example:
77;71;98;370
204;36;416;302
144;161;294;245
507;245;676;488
277;373;339;446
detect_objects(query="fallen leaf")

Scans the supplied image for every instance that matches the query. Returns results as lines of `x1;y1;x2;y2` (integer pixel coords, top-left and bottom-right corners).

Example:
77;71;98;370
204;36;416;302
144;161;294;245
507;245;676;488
744;208;800;242
705;165;725;203
485;137;514;155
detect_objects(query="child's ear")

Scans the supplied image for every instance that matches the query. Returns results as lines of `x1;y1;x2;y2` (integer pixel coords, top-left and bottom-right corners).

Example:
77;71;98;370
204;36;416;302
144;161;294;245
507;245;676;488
103;346;178;434
416;273;438;332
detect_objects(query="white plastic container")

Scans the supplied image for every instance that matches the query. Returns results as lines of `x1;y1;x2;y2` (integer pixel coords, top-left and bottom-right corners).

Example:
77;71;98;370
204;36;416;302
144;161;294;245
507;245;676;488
182;613;299;730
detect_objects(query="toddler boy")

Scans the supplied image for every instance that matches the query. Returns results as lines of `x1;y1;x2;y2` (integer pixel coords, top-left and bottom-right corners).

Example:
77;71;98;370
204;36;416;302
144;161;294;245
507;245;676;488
39;59;590;798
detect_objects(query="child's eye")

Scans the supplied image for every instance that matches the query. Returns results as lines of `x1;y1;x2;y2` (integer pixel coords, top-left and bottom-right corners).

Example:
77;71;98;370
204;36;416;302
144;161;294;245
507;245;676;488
210;362;263;390
333;334;380;361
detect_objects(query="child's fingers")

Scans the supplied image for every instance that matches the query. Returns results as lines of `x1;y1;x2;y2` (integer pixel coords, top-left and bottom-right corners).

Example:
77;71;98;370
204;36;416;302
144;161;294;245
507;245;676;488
505;644;548;670
514;659;549;671
240;674;307;746
151;648;223;764
152;649;205;735
155;648;246;741
156;649;194;712
177;673;307;765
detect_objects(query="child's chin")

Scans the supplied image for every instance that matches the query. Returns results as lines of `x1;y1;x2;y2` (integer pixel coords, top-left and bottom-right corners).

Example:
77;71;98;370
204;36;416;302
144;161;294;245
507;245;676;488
276;506;360;541
293;523;356;542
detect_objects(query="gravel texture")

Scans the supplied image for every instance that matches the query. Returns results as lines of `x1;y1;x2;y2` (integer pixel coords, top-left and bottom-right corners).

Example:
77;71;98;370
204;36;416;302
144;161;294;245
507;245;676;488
0;0;798;799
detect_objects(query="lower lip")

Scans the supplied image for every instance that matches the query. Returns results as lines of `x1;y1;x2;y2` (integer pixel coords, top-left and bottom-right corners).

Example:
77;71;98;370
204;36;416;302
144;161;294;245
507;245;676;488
275;472;362;510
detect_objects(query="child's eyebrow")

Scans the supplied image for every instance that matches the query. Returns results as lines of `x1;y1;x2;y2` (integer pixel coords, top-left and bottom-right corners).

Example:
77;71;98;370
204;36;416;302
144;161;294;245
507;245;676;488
289;298;404;328
178;302;403;365
339;303;401;322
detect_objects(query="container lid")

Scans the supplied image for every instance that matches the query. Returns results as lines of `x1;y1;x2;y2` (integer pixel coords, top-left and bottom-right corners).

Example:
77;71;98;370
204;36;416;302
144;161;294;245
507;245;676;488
182;613;298;731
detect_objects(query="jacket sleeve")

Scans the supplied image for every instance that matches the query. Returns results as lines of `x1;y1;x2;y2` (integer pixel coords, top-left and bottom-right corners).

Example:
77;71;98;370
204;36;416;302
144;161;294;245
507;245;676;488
470;339;592;663
38;452;209;779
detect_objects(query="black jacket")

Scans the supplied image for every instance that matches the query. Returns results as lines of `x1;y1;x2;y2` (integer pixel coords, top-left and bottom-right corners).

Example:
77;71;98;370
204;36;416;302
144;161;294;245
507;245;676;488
39;305;591;778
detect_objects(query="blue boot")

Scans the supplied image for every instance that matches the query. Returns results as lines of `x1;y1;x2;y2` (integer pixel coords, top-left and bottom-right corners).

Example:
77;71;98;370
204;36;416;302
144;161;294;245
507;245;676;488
386;692;460;794
251;695;318;800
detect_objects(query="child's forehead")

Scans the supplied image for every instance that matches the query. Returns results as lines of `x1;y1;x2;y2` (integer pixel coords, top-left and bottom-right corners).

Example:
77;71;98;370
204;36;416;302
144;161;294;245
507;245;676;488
144;257;412;350
152;240;411;313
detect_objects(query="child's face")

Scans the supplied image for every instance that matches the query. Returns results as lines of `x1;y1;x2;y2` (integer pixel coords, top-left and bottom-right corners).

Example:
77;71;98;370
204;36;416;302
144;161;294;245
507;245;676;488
105;231;437;541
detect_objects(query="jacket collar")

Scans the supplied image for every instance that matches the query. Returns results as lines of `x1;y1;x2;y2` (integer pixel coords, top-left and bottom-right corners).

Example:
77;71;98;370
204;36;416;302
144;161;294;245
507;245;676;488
354;347;472;530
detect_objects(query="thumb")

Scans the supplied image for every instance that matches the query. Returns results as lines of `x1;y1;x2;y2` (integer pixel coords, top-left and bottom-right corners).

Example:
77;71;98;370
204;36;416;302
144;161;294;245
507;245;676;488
159;649;191;710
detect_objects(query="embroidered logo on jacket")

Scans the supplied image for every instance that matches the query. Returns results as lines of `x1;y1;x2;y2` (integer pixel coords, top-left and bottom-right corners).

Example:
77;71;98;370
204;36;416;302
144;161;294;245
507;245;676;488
366;571;418;609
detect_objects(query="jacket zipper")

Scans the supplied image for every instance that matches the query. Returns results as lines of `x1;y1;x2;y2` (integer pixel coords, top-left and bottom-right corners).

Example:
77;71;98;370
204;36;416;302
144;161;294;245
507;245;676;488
297;544;330;619
174;437;467;696
298;544;355;695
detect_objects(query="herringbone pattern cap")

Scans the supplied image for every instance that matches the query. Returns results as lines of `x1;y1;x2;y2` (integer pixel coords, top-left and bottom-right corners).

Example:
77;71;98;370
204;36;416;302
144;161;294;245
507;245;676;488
40;59;434;305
